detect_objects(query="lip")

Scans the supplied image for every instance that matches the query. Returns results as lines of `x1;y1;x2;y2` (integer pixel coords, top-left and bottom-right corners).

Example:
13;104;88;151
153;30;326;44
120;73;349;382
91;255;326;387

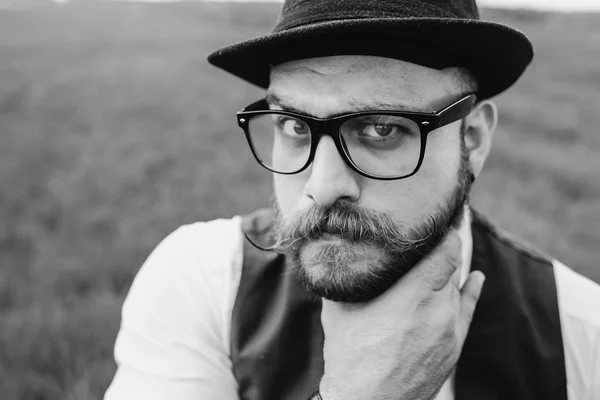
320;233;342;241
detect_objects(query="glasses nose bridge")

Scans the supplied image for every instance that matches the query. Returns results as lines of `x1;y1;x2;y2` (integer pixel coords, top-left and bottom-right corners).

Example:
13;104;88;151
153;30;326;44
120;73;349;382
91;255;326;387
310;118;346;157
309;118;335;138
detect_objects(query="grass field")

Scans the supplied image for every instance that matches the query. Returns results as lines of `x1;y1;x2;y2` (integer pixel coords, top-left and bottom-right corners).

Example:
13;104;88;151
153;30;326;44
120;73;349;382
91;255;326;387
0;2;599;399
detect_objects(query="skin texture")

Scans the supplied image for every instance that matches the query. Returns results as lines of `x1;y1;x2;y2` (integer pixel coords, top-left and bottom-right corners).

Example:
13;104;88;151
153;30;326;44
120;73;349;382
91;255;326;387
265;55;497;400
268;56;496;301
270;57;464;228
319;232;486;400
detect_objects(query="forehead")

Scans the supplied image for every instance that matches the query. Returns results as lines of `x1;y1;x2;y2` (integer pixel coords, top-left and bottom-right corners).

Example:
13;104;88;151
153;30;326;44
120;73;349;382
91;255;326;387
268;56;463;116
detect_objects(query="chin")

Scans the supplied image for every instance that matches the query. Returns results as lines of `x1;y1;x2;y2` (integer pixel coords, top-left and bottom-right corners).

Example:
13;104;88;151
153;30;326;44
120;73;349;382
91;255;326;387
294;239;397;303
300;239;384;271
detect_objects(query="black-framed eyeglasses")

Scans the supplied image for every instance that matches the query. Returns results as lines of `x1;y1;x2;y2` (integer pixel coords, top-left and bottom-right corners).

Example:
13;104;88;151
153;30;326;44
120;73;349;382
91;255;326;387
236;93;476;180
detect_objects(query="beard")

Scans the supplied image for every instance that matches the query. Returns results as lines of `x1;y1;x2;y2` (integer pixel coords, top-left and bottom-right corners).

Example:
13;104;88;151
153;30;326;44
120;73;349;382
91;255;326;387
267;129;475;303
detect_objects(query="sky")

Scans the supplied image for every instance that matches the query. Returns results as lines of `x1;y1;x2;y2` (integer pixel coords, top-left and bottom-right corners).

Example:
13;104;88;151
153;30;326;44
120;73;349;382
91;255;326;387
197;0;600;12
44;0;600;12
479;0;600;11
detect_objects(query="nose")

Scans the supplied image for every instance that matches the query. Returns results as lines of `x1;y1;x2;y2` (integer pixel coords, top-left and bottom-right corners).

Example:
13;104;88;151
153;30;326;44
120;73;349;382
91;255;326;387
303;135;361;207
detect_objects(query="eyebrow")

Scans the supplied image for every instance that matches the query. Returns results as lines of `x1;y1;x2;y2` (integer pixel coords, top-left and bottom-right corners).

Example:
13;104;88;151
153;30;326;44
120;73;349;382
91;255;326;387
265;92;427;116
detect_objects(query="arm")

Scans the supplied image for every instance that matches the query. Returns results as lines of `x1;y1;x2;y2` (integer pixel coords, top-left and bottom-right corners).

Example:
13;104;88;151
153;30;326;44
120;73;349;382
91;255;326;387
554;261;600;400
104;219;243;400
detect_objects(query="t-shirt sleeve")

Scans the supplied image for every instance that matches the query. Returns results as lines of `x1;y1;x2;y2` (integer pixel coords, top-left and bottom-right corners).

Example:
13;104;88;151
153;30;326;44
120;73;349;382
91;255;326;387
104;217;244;400
554;260;600;400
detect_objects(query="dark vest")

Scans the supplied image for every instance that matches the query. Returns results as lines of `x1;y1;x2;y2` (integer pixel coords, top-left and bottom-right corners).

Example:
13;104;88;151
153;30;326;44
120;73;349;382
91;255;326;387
231;209;567;400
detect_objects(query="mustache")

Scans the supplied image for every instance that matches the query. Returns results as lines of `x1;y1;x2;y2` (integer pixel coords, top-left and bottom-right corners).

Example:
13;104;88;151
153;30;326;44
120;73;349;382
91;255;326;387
267;200;436;254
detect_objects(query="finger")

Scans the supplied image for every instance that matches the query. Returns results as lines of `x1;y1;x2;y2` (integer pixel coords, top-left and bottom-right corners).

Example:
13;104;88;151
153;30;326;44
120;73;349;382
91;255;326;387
449;248;464;304
411;232;462;292
320;298;336;331
457;270;486;339
450;241;464;290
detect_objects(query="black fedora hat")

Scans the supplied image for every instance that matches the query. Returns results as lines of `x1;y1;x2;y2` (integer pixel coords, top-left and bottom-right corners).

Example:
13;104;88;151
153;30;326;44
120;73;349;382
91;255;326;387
208;0;534;99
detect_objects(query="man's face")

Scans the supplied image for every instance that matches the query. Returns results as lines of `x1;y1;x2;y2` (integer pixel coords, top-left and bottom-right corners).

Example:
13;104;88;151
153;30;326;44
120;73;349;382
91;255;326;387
267;55;474;302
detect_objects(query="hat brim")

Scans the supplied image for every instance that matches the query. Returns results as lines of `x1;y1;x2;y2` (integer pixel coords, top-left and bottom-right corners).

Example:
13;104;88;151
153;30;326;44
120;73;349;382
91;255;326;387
208;17;533;99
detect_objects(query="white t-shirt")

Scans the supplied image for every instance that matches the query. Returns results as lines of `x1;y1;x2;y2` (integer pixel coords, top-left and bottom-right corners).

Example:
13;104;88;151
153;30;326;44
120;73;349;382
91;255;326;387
104;212;600;400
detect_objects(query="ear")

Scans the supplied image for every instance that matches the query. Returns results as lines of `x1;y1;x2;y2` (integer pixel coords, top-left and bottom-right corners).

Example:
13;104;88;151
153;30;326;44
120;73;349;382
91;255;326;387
463;100;497;178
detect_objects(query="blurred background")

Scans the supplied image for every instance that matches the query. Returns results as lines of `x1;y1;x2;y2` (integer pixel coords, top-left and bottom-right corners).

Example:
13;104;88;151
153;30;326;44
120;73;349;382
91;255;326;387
1;0;599;399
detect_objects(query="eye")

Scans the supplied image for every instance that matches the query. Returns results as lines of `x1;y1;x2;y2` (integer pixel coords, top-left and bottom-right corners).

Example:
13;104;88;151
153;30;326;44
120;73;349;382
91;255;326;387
350;115;418;141
279;118;310;137
363;124;400;138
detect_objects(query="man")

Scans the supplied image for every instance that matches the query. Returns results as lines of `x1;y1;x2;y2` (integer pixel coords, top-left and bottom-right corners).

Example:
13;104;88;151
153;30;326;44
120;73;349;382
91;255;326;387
105;0;600;399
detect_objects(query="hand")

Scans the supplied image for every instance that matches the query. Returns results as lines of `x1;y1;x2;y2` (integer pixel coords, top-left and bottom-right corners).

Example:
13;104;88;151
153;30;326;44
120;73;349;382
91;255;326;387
318;233;485;400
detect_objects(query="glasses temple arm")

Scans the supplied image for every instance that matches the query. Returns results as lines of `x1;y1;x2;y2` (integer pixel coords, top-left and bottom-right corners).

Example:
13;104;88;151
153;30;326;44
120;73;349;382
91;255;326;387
436;94;477;126
239;99;269;113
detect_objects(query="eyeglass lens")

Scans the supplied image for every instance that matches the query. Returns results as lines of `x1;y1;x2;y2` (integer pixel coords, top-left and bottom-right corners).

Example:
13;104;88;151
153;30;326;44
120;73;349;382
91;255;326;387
247;113;422;178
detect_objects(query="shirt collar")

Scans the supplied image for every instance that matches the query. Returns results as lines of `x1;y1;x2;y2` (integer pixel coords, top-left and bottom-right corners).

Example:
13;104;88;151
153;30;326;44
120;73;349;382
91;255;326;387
458;206;473;288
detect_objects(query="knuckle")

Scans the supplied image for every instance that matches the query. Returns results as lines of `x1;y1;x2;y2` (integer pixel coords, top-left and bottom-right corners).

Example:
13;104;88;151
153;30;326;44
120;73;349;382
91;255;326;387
417;293;434;309
463;284;482;306
426;268;453;292
417;245;461;292
462;304;477;324
427;275;446;291
465;289;479;305
443;252;460;269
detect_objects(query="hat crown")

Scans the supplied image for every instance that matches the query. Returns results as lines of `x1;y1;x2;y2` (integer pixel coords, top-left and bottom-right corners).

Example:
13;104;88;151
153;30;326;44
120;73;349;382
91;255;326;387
207;0;533;100
275;0;480;31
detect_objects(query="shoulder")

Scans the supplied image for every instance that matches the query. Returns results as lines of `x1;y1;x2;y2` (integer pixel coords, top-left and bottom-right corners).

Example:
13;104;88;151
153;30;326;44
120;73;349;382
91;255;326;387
108;216;244;398
129;216;244;298
164;216;244;264
553;260;600;329
121;215;245;352
473;211;599;324
138;216;245;284
552;260;600;399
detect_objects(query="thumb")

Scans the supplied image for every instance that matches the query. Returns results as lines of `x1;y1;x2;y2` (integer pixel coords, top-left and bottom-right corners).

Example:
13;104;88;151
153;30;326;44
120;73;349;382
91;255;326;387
407;232;462;292
457;270;485;339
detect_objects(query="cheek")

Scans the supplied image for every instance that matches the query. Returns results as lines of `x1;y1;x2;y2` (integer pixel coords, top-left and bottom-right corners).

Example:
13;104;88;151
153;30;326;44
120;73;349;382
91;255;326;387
273;173;307;215
420;126;463;186
361;127;462;223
